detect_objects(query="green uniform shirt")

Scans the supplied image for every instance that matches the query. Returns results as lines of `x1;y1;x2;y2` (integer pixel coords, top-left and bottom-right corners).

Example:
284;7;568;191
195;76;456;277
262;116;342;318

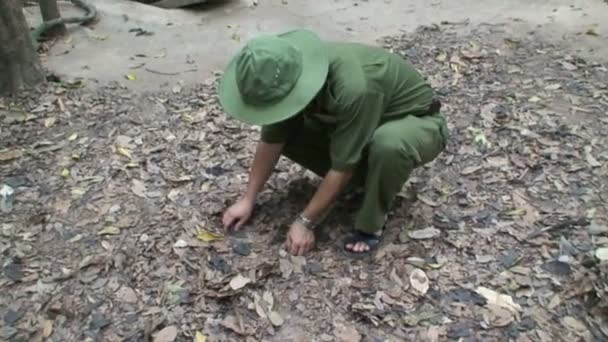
261;41;434;171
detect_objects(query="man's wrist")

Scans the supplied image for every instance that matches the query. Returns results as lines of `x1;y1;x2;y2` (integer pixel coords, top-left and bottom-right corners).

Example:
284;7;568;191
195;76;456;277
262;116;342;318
295;213;317;231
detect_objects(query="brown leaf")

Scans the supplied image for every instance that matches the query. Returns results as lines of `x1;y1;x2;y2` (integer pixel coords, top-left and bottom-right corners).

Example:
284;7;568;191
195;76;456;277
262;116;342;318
42;319;54;338
0;148;23;162
334;324;361;342
131;179;148;198
153;325;178;342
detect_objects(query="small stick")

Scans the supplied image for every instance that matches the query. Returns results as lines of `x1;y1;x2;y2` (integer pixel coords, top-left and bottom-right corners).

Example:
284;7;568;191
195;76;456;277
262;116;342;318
526;217;589;239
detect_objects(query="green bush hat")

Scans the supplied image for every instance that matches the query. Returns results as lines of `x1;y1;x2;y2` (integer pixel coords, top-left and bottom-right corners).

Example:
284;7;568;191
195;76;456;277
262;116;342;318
218;29;329;126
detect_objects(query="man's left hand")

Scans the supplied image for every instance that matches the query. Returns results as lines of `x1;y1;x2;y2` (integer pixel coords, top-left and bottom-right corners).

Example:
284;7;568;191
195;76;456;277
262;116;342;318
285;221;315;256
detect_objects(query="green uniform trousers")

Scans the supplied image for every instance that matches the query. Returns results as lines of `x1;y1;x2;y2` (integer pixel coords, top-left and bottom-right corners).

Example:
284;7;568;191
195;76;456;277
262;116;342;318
281;112;449;234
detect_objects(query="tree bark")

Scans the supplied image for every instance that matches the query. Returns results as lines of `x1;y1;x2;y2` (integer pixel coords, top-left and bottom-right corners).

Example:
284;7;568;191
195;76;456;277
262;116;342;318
39;0;66;37
0;0;46;95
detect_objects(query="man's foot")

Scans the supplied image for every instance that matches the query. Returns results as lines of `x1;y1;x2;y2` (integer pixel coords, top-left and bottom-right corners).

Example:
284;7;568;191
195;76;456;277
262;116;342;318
342;229;384;259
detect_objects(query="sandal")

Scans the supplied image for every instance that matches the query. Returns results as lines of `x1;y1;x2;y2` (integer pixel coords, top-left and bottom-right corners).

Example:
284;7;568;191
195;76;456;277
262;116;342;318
342;228;384;259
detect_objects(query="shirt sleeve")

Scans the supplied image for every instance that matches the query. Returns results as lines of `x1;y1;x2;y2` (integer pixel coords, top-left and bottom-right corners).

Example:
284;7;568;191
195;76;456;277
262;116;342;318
329;90;384;171
260;114;303;143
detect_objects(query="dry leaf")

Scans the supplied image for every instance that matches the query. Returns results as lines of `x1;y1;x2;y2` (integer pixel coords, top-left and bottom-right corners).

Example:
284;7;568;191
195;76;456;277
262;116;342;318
42;319;54;337
153;325;178;342
595;248;608;261
116;146;132;159
173;239;188;248
409;227;440;240
409;268;429;295
44;117;57;128
417;193;439;207
196;230;223;242
229;274;251;290
269;311;284;326
461;165;483;175
563;316;587;334
68;133;78;141
0;149;23;161
61;168;70;177
131;179;148;198
476;286;522;314
194;331;206;342
98;226;120;236
335;324;361;342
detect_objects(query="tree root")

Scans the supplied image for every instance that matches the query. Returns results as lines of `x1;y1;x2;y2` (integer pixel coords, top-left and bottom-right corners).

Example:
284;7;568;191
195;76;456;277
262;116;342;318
31;0;97;48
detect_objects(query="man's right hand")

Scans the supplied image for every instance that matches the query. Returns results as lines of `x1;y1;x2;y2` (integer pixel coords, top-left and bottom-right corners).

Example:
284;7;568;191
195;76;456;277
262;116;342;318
222;198;254;231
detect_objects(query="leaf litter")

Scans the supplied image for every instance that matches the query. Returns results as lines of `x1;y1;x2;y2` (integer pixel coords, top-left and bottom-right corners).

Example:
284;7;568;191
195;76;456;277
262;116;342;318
0;23;607;341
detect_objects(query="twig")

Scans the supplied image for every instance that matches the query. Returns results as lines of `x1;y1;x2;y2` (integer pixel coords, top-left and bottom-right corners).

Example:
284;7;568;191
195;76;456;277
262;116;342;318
145;67;198;76
526;217;589;240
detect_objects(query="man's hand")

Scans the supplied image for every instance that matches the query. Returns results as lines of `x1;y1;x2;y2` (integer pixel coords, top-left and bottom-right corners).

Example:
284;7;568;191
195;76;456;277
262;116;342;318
222;198;254;231
285;221;315;256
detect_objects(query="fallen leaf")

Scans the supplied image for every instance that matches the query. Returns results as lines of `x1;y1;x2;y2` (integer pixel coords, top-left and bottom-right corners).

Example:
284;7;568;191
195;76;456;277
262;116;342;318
595;247;608;261
116;286;138;303
269;311;284;326
475;286;521;314
61;168;70;177
116;146;132;159
461;165;483;176
68;133;78;141
153;325;178;342
0;149;23;162
417;193;439;207
334;323;361;342
68;234;83;243
585;28;599;36
125;73;137;81
409;268;430;295
168;189;180;202
562;316;587;334
44;117;57;128
196;230;223;242
98;226;120;236
131;179;147;198
173;239;188;248
408;227;440;240
194;331;206;342
42;319;54;337
229;274;251;290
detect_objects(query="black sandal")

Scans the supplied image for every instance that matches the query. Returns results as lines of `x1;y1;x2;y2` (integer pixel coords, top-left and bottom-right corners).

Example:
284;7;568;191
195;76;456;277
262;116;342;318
342;228;384;259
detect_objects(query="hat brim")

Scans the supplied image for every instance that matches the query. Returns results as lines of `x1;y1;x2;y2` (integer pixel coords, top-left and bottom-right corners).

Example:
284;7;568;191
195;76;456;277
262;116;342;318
218;29;329;126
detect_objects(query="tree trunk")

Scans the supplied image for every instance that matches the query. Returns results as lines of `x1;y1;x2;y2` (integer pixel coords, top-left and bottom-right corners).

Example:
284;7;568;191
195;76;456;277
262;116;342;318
39;0;66;37
0;0;46;95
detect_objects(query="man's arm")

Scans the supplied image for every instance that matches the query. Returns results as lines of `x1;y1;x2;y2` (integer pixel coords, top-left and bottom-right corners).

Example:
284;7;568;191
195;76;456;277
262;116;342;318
242;140;284;203
301;169;352;223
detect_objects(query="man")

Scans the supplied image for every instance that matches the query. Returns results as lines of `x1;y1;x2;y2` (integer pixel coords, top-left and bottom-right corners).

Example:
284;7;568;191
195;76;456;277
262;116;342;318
218;29;448;258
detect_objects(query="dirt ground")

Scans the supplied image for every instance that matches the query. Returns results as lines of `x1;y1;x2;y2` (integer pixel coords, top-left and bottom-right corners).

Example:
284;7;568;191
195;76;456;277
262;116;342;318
2;1;608;342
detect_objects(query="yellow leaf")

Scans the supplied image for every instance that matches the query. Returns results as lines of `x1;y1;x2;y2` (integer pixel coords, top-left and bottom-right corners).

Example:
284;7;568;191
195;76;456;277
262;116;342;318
196;229;223;242
71;153;80;160
68;133;78;141
98;226;120;236
61;168;70;177
125;73;137;81
126;162;139;168
116;146;132;159
507;208;526;216
195;331;207;342
42;319;54;338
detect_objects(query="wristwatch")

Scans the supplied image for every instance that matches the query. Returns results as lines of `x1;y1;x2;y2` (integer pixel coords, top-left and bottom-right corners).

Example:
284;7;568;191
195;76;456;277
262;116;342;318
296;213;317;231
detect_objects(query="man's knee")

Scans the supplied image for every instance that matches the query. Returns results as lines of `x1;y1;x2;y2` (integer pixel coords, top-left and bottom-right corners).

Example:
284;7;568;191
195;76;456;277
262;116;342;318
368;133;407;161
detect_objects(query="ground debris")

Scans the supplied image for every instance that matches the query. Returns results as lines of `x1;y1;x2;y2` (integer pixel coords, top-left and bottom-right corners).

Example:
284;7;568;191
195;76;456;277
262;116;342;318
1;22;607;341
